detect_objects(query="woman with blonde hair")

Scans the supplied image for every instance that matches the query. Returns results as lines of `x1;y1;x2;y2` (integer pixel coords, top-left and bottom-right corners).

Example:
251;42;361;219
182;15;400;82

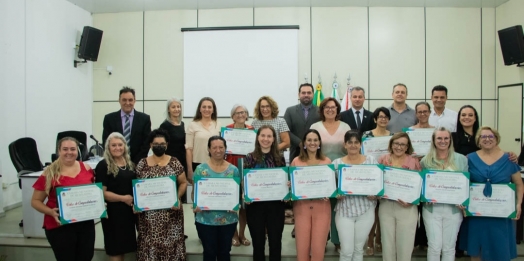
95;132;137;260
160;97;187;173
31;137;96;261
251;96;290;151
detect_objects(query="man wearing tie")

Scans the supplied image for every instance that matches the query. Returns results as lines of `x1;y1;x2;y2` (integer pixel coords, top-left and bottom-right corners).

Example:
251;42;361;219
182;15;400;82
102;87;151;164
284;83;321;162
340;86;376;133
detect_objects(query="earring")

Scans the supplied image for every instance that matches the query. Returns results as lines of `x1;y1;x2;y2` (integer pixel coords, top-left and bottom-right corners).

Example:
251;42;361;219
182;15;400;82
303;146;307;149
317;146;321;149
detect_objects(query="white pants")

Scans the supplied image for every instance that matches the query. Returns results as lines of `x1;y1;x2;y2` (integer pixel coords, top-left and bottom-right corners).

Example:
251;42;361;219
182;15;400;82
422;204;463;261
335;207;375;261
378;199;418;261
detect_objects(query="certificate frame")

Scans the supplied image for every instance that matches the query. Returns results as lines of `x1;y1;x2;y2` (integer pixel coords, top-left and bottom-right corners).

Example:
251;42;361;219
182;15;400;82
221;127;257;155
243;167;290;203
337;164;384;196
289;164;337;200
132;176;179;212
56;183;107;225
382;166;423;204
421;170;470;206
403;127;434;156
193;176;240;211
361;136;391;158
465;183;516;219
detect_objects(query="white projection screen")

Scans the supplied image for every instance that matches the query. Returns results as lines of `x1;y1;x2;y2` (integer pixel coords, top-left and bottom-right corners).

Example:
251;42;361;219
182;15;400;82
183;27;299;117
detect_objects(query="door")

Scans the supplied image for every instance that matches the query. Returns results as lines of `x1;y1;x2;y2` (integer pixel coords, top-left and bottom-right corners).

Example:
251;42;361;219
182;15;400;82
497;84;523;155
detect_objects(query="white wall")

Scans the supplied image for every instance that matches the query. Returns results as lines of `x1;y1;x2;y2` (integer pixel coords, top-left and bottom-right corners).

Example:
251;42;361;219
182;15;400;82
0;0;93;211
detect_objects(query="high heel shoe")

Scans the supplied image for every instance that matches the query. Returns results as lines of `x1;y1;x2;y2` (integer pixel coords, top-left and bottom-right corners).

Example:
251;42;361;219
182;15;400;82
365;246;374;256
375;242;382;253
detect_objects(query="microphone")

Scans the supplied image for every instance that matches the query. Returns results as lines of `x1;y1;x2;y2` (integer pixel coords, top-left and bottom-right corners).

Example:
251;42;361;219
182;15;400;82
90;135;100;144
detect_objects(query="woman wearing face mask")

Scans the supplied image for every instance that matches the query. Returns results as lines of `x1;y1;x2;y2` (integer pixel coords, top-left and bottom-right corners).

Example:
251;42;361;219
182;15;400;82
244;125;287;261
420;127;467;261
135;129;188;261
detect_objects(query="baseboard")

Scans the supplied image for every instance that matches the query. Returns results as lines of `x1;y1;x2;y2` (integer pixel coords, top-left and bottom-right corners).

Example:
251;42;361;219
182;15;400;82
3;202;21;212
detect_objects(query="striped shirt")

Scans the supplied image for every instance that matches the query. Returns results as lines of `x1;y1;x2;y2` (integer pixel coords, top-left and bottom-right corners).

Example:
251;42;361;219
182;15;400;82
333;155;378;217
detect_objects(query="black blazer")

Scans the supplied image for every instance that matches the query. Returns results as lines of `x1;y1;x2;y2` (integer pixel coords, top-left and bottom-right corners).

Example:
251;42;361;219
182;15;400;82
340;108;376;133
102;110;151;164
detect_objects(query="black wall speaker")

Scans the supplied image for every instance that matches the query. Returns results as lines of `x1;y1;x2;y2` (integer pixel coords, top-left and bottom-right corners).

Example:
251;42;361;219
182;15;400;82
78;26;103;62
498;25;524;66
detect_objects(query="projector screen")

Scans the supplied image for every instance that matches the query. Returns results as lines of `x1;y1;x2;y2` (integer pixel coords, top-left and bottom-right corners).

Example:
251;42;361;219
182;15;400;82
183;27;299;118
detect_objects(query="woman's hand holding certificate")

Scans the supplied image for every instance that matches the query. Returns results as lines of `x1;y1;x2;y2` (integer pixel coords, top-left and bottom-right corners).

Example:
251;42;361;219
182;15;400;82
338;164;384;196
243;167;290;203
382;167;423;204
421;170;470;205
194;176;240;211
466;183;516;218
290;165;337;200
56;183;107;225
133;176;178;212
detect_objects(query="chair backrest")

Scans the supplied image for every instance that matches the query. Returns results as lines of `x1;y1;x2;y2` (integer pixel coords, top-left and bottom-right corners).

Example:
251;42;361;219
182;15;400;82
12;138;44;172
8;141;24;173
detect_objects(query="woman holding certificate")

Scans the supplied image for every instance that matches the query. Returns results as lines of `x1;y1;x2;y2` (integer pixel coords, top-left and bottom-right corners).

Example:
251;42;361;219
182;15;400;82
31;137;96;261
193;135;240;261
251;96;290;151
462;127;523;261
225;104;253;247
244;125;287;261
311;97;351;253
420;127;468;261
378;132;421;261
95;132;137;260
290;129;332;261
136;129;188;261
332;130;378;261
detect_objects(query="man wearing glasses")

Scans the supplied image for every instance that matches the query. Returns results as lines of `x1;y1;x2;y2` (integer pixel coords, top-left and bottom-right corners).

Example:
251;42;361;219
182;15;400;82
387;83;417;133
429;85;458;132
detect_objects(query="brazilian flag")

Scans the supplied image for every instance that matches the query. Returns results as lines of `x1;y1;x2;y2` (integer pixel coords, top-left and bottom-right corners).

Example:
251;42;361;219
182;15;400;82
313;83;324;106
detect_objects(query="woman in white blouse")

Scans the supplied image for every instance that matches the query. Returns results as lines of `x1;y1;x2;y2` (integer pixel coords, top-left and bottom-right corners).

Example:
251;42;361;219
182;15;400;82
333;130;378;261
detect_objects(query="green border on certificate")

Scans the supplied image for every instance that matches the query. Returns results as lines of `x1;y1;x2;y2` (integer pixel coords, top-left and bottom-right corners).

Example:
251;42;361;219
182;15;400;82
337;164;384;196
56;182;107;225
465;183;516;219
289;164;337;200
193;176;241;211
243;167;290;203
383;166;424;205
420;170;470;206
132;176;178;212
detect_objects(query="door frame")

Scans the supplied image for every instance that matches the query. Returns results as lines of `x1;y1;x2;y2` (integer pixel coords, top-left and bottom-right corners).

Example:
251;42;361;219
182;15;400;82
497;83;524;149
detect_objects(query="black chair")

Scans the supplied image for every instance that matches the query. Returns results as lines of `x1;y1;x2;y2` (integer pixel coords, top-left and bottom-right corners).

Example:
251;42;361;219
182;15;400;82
51;131;89;162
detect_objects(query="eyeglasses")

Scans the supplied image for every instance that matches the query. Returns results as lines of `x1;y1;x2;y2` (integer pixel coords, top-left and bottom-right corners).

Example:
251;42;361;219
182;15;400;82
260;105;271;109
417;110;430;115
436;137;450;141
151;143;167;146
392;142;407;148
377;116;389;120
480;134;495;140
346;141;360;145
324;106;337;111
234;111;247;116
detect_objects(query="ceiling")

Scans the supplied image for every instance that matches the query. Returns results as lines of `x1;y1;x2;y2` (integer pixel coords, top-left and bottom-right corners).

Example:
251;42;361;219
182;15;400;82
67;0;510;14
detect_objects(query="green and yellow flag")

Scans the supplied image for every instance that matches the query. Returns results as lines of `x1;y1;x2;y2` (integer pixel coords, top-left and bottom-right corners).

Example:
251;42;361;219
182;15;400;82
313;83;324;106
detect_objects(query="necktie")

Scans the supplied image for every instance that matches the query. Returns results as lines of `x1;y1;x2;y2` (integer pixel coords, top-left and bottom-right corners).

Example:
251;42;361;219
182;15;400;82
356;111;361;129
124;115;131;146
304;108;309;119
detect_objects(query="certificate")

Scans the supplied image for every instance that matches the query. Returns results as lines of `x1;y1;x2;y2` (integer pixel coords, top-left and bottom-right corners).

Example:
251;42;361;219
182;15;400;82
338;164;384;196
403;128;434;156
466;183;516;218
56;183;107;225
383;167;423;204
194;176;240;211
243;167;290;203
133;176;178;212
421;170;470;205
221;127;257;155
361;136;391;158
289;165;337;200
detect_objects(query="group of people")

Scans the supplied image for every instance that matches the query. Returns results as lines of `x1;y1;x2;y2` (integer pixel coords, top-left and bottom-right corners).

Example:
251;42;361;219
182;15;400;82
29;84;523;261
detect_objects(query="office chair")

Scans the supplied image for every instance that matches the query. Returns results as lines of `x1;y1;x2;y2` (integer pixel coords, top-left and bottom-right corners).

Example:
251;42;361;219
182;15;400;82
51;131;89;162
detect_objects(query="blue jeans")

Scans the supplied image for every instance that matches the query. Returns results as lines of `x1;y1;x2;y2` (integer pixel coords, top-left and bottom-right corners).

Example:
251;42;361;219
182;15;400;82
195;222;237;261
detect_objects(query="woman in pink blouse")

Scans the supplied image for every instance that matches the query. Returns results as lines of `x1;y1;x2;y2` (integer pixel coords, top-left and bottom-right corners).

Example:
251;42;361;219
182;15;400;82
378;132;421;261
290;129;332;261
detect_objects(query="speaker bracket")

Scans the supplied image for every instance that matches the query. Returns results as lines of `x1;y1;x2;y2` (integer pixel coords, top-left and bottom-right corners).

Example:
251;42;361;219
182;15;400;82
74;59;87;68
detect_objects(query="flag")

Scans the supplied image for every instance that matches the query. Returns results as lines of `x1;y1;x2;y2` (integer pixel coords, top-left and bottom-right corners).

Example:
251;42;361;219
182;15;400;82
341;85;353;111
331;86;339;101
313;83;324;106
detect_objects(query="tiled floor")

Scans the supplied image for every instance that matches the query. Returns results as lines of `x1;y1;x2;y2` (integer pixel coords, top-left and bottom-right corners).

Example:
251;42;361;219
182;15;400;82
1;205;524;260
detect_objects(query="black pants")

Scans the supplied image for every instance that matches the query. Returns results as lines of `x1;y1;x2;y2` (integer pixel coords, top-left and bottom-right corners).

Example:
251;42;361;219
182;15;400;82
196;222;237;261
246;201;285;261
45;220;95;261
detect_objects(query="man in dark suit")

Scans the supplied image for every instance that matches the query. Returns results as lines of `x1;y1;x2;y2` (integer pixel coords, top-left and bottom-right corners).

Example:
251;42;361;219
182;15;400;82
102;87;151;164
340;86;376;133
284;83;321;161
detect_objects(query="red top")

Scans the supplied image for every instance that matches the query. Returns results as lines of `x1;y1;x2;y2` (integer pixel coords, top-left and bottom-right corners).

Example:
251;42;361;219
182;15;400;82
32;161;95;230
225;123;254;168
